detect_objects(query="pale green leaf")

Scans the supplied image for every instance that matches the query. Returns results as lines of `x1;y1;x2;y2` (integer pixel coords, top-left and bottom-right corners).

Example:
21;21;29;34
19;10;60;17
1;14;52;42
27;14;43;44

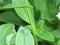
0;23;15;45
12;0;34;23
16;26;35;45
6;33;16;45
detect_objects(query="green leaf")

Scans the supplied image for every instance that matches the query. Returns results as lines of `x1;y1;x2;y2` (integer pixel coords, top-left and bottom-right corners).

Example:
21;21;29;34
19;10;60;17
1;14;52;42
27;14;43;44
36;20;55;42
16;26;35;45
12;0;34;23
0;4;32;10
47;0;59;16
10;35;16;45
0;23;15;45
37;20;44;30
0;11;25;25
12;0;36;34
37;20;54;31
36;30;55;42
35;0;58;23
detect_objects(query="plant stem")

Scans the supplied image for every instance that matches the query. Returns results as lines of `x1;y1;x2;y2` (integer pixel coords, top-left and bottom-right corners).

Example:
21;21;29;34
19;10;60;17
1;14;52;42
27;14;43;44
25;0;38;45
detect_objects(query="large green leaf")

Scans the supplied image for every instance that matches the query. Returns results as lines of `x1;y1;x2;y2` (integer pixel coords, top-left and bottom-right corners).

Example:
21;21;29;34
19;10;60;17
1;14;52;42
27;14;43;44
12;0;36;34
16;26;35;45
12;0;34;23
0;23;15;45
0;11;25;25
25;20;55;42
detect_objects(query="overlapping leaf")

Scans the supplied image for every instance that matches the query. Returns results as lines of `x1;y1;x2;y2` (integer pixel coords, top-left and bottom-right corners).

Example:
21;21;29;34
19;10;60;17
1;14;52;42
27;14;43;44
0;11;25;25
35;0;59;23
12;0;34;23
16;26;35;45
36;20;55;42
0;23;16;45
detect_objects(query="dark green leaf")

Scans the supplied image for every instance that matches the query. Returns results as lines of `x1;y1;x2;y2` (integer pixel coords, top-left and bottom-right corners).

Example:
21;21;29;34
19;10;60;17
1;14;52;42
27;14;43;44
35;0;59;23
0;11;25;25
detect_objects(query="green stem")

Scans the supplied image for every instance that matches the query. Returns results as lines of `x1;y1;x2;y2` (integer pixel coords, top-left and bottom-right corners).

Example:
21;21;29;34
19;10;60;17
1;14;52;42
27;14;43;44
25;0;38;45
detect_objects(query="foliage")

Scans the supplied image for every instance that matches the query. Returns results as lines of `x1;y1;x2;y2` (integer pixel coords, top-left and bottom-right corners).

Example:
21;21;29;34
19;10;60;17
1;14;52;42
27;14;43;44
0;0;60;45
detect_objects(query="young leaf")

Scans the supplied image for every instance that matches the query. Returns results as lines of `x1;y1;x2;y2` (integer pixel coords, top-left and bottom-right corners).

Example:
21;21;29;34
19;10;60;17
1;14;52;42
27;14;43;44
16;26;35;45
36;20;55;42
37;20;44;31
36;30;55;42
0;23;15;45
